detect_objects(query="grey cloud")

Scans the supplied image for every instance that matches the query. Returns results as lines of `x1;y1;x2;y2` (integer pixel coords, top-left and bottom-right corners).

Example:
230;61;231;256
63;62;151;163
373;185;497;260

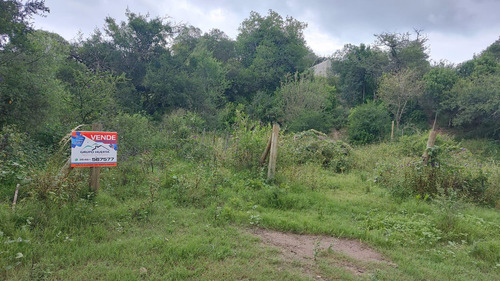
189;0;499;37
34;0;500;63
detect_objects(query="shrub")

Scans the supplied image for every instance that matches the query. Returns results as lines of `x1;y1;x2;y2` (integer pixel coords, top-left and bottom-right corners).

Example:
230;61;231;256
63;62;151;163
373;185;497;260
347;102;391;144
0;126;48;201
227;110;269;170
377;143;498;205
397;132;461;157
161;109;205;139
281;129;352;172
105;113;154;159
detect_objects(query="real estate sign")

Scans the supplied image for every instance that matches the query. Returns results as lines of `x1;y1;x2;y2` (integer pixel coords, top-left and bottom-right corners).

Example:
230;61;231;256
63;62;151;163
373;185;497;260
71;131;118;167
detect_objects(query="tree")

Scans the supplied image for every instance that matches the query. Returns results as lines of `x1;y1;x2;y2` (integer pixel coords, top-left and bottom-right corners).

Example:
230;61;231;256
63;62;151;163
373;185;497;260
448;74;499;138
0;0;49;48
74;10;176;114
198;29;236;63
422;63;459;123
331;43;388;106
235;10;311;96
275;73;336;132
378;68;424;131
57;62;122;124
445;38;500;137
375;31;430;74
187;48;230;120
0;30;69;132
102;10;173;86
171;25;202;62
141;52;189;114
457;38;500;78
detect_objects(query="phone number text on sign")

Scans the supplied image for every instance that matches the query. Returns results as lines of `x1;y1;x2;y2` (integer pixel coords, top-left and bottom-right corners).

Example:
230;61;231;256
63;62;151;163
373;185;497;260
71;131;118;167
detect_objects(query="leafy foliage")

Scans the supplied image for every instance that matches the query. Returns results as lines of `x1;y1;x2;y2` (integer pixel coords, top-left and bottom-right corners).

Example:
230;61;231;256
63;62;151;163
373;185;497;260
0;30;69;132
236;10;311;95
422;63;459;120
448;74;500;138
375;31;430;73
331;43;388;106
377;136;498;206
281;130;352;172
0;0;49;47
347;102;391;144
378;68;424;131
275;73;337;132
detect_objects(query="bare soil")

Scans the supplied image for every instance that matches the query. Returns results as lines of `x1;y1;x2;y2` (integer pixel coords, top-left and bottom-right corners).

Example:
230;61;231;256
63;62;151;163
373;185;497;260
250;228;395;280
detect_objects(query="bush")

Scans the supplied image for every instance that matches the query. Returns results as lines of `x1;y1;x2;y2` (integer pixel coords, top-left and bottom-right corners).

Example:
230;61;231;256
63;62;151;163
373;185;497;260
105;113;154;159
0;126;48;201
397;132;460;157
280;129;352;172
227;110;270;170
161;109;205;139
377;142;498;206
347;102;391;145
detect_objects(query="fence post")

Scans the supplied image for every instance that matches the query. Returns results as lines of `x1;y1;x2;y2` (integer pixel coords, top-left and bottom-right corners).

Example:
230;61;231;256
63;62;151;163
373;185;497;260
12;184;20;210
391;120;394;141
267;124;280;180
260;134;272;166
422;114;438;164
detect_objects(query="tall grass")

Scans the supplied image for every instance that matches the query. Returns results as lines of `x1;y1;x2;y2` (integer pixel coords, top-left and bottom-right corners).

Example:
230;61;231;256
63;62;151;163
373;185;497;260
1;115;499;280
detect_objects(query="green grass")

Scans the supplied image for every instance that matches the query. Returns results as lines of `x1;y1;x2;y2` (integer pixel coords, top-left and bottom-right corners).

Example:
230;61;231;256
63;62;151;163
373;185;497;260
1;137;499;280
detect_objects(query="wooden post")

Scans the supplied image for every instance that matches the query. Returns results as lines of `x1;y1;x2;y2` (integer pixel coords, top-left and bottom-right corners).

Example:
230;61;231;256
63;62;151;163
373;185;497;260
12;184;20;210
391;120;395;141
224;131;229;151
422;114;438;164
260;134;272;166
57;158;73;181
90;123;102;192
267;124;280;180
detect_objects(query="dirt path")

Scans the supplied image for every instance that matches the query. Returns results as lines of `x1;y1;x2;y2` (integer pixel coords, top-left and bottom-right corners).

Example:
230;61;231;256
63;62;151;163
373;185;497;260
250;228;395;280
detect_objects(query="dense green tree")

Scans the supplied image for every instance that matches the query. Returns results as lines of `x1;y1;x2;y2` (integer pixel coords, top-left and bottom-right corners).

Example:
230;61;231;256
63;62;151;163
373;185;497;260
72;29;120;72
102;10;173;86
142;52;190;113
445;39;500;137
198;29;237;63
448;74;499;138
422;63;459;123
0;30;68;132
74;10;176;114
458;38;500;78
171;25;202;63
187;48;230;122
331;43;388;106
235;10;311;96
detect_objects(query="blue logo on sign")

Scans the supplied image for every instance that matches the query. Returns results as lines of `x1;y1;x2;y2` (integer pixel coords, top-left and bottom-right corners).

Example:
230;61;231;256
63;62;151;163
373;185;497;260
71;132;85;148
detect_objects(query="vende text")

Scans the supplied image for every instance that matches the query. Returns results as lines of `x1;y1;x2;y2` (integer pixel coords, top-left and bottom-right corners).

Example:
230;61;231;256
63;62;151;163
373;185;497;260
91;135;117;141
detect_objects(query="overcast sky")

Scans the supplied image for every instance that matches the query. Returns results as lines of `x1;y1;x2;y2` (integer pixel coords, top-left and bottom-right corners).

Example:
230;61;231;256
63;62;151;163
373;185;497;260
34;0;500;64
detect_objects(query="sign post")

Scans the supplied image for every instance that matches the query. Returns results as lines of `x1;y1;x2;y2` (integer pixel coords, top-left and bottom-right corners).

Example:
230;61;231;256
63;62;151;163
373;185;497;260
71;124;117;192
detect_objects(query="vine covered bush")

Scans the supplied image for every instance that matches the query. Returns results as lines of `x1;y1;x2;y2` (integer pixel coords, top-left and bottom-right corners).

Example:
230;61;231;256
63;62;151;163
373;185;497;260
281;129;352;173
347;102;391;145
376;138;499;206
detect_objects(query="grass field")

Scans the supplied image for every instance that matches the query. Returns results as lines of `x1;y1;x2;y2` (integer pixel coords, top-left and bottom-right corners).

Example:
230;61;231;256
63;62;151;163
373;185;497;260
1;132;499;280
